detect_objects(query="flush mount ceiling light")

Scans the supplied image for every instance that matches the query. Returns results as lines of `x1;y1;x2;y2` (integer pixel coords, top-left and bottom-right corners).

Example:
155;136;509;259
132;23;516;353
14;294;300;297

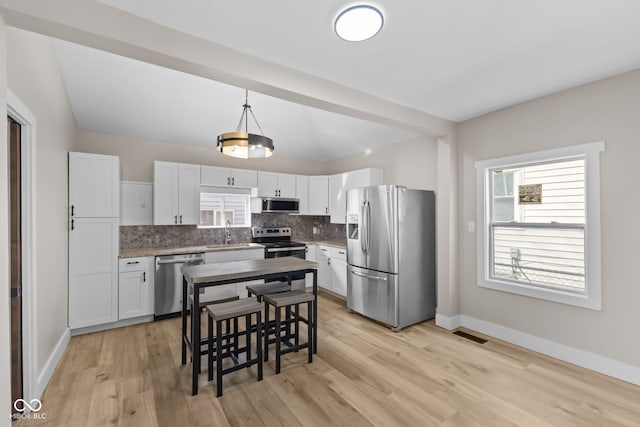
334;4;384;42
217;89;274;159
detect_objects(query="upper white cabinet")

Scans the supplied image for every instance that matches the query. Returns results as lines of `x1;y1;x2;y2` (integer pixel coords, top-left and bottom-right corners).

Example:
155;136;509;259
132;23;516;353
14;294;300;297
201;165;258;188
121;181;153;225
69;152;119;218
308;176;330;216
330;168;383;224
257;171;296;198
154;161;200;225
295;175;309;214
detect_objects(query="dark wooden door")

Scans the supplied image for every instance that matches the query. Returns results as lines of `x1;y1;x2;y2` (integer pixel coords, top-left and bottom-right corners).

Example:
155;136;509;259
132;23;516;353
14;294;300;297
8;116;23;412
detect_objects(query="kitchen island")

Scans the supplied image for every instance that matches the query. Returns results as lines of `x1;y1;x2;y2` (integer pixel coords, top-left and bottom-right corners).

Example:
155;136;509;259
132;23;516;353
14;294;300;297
181;256;319;395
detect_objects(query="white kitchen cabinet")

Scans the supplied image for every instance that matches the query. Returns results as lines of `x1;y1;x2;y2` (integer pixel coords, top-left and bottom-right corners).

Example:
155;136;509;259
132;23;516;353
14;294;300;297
317;246;332;290
305;244;317;290
315;245;347;296
69;152;120;218
154;161;200;225
118;257;154;320
330;168;383;224
257;171;296;198
201;165;258;188
121;181;153;225
330;247;348;296
205;248;265;297
69;217;120;328
296;175;309;214
308;175;330;216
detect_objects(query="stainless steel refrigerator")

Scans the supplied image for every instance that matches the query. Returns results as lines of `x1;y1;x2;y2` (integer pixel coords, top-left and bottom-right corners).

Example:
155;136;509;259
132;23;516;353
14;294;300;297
346;185;436;330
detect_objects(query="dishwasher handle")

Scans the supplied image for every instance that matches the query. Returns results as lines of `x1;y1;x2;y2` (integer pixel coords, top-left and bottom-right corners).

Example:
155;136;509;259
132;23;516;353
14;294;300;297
156;256;204;265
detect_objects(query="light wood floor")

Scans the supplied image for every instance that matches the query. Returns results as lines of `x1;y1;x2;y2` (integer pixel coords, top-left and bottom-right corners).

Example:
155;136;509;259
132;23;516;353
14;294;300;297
17;293;640;426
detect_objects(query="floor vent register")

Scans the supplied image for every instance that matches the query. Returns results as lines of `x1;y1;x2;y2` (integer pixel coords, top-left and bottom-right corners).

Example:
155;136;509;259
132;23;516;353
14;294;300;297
453;330;488;344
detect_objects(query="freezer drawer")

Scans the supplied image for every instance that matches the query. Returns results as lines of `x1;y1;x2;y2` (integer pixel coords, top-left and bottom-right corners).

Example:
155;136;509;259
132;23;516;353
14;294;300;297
347;265;398;327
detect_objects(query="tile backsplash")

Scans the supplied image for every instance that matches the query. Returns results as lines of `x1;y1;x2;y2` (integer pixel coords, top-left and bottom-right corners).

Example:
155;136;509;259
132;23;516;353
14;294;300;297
120;213;345;249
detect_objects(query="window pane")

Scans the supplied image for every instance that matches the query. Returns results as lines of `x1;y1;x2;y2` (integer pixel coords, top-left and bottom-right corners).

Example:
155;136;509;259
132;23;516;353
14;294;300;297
199;192;250;228
491;225;585;292
491;159;585;224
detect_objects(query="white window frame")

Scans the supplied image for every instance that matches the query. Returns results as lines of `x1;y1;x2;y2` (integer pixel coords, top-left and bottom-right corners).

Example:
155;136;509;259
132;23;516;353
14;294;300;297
198;187;252;229
475;141;604;310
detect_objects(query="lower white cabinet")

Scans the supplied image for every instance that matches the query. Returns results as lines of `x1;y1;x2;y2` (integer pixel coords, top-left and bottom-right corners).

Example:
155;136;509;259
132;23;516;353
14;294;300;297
204;248;265;297
317;246;332;290
315;245;347;296
69;217;119;328
330;247;347;296
118;257;154;320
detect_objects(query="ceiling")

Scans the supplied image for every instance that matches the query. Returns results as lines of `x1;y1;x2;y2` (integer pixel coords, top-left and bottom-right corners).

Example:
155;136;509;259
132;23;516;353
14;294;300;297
54;0;640;161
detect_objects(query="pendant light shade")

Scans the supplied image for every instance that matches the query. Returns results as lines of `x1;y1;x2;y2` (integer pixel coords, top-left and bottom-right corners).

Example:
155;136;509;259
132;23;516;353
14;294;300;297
217;90;274;159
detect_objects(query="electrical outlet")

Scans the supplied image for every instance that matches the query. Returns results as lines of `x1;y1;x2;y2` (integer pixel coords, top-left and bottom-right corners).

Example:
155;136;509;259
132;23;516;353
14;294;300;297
312;226;317;235
467;221;475;232
510;247;521;260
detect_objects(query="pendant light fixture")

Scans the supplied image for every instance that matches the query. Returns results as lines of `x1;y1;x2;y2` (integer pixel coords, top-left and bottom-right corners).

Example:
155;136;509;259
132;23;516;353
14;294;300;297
217;89;274;159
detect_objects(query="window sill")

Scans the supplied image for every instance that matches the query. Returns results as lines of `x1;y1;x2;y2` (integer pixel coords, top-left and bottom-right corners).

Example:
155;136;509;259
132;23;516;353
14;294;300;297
478;277;601;311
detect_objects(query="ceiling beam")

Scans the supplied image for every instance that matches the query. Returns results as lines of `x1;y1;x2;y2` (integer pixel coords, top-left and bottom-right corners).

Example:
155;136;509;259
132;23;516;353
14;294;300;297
0;0;455;137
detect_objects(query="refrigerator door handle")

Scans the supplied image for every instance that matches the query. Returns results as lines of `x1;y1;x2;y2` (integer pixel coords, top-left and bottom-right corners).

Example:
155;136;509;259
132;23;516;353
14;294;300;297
365;200;372;254
350;269;387;281
361;201;367;254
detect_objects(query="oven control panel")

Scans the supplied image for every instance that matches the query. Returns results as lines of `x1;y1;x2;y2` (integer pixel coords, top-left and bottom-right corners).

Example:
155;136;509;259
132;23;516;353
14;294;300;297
251;227;291;237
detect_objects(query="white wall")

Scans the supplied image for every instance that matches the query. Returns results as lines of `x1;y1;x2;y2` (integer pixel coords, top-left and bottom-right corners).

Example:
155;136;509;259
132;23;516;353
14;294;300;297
7;27;76;380
75;130;328;182
325;136;438;190
0;16;13;426
458;69;640;368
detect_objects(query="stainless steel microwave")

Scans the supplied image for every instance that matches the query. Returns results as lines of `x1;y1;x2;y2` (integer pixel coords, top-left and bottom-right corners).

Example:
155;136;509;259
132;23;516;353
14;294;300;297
259;197;299;213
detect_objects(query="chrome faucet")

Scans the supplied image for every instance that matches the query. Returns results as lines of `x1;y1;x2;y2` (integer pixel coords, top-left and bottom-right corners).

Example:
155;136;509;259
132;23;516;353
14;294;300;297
225;219;231;244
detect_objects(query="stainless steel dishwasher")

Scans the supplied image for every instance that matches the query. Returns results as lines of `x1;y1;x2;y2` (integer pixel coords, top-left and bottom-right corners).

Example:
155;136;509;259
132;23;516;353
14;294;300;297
155;253;204;319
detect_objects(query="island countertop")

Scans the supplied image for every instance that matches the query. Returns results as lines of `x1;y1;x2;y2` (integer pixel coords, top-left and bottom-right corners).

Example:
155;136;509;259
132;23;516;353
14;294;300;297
181;257;319;284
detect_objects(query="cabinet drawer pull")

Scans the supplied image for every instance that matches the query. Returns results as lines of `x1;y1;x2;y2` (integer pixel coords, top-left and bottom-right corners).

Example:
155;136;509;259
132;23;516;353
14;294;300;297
143;272;146;282
126;261;140;265
174;215;178;224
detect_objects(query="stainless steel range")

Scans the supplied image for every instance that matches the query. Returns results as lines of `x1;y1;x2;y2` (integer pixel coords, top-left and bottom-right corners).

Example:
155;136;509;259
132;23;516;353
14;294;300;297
252;227;307;289
251;227;306;259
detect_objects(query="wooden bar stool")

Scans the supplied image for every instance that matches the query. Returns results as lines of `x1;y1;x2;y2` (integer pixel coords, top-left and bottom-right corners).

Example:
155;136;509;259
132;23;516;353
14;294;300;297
262;290;315;374
246;281;291;301
206;298;263;397
188;290;239;361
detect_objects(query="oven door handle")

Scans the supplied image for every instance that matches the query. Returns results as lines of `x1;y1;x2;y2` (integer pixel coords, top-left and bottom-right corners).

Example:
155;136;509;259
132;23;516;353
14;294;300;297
265;246;306;253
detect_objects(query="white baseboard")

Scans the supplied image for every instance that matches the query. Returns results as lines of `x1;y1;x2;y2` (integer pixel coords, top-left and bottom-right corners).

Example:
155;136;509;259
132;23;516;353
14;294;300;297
70;315;154;336
36;328;70;399
435;313;462;330
458;315;640;387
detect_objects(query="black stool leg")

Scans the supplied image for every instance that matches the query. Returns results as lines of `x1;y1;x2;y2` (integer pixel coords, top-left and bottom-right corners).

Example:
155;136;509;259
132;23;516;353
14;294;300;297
246;313;252;364
294;303;300;351
307;301;313;363
216;319;223;397
264;302;270;362
275;306;282;374
256;311;263;381
208;314;214;381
